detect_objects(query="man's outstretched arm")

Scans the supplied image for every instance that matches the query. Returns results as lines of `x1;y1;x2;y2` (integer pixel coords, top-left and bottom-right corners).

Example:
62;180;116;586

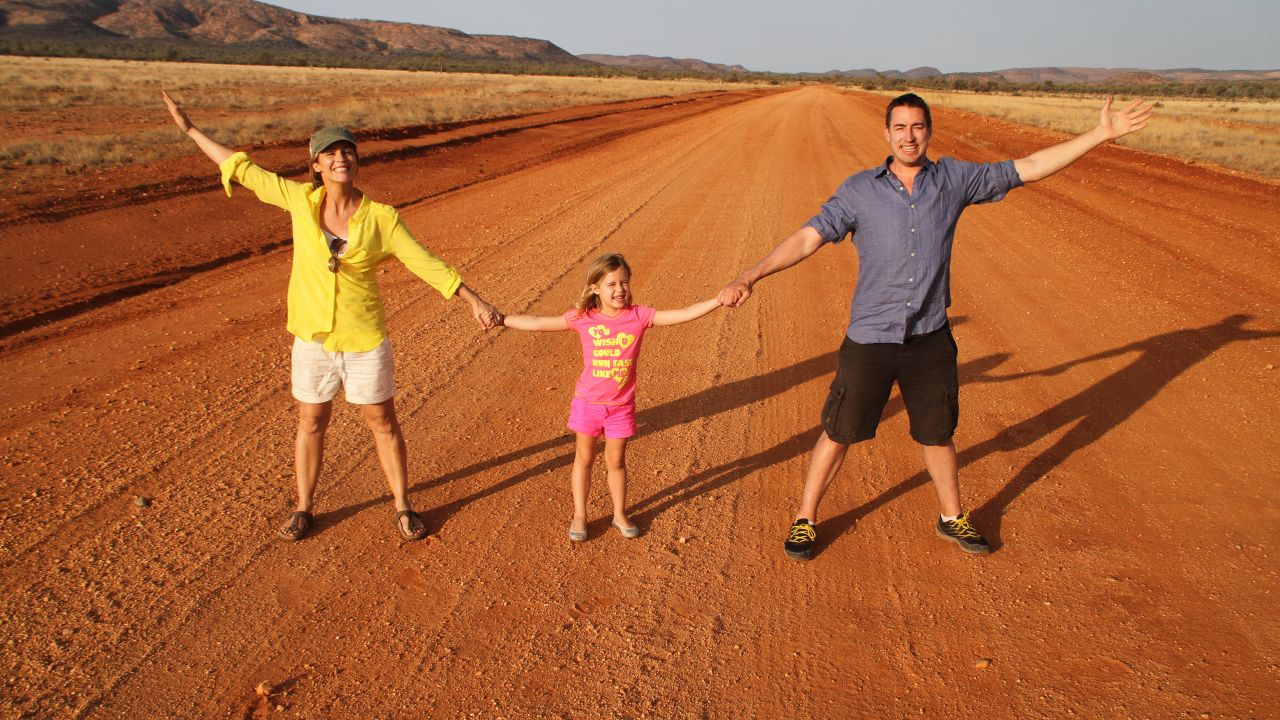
718;226;825;307
1013;96;1154;183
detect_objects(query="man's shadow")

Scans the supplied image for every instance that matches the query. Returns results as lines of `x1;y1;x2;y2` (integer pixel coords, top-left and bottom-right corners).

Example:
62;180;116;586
821;314;1279;552
628;347;1015;527
413;352;838;533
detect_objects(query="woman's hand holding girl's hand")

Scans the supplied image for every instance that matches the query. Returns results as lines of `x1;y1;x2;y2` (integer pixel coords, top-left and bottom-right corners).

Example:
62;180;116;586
456;284;501;330
471;299;502;330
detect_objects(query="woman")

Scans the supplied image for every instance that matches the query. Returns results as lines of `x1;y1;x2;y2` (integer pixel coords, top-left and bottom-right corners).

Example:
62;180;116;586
162;92;501;542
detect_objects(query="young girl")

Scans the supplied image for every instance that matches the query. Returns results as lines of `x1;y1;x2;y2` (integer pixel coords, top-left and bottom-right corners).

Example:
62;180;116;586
502;253;721;541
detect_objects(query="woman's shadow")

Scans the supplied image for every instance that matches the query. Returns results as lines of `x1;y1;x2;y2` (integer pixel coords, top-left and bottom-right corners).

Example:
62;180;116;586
820;314;1279;551
407;352;837;533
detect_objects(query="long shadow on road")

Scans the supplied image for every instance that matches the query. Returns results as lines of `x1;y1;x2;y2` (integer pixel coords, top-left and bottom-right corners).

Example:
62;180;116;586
325;320;1017;535
327;315;1277;542
630;349;1014;526
820;314;1279;553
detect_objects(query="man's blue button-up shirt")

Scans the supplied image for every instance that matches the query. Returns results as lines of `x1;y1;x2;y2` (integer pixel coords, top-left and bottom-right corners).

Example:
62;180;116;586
805;156;1023;344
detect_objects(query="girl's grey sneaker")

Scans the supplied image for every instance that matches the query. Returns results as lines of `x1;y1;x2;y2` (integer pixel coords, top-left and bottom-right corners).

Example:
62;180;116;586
611;520;641;539
936;512;991;554
784;518;817;560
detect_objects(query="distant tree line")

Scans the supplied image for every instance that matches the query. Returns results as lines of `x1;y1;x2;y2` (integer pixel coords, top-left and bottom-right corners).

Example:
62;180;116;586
846;74;1280;100
2;32;1275;99
0;32;782;82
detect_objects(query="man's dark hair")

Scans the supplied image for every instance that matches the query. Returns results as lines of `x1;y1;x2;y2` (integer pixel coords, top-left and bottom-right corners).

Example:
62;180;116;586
885;93;932;130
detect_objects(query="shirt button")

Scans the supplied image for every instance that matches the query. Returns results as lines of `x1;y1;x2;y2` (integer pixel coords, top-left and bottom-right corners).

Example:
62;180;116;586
910;252;916;257
909;278;914;282
910;228;916;233
898;186;905;191
906;301;912;306
910;204;915;208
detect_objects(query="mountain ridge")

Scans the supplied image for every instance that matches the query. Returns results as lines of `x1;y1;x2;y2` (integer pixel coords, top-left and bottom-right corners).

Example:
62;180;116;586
2;0;1276;82
0;0;589;65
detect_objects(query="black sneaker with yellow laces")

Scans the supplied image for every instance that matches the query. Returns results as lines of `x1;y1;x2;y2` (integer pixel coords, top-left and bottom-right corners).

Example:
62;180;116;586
784;518;817;560
936;512;991;554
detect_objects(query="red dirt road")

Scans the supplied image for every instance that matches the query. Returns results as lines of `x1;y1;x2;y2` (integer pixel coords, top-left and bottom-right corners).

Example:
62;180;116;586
2;86;1278;719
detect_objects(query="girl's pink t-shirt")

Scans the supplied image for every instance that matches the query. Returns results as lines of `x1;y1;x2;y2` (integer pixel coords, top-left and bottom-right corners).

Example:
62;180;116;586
564;305;657;405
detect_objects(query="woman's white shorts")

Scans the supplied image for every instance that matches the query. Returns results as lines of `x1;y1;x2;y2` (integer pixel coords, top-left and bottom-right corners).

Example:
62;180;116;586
290;336;395;405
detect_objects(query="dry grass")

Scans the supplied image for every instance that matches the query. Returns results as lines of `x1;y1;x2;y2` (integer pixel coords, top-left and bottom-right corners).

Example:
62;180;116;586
872;89;1280;179
0;56;750;172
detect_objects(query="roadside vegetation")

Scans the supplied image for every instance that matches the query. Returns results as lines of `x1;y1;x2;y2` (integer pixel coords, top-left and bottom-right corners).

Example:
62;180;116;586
4;54;1275;182
3;31;1273;97
888;89;1280;179
0;56;751;175
0;34;777;82
849;75;1280;101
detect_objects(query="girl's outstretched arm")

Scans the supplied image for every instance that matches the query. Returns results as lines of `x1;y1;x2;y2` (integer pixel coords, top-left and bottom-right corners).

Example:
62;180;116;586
653;297;721;327
162;91;234;166
502;314;570;331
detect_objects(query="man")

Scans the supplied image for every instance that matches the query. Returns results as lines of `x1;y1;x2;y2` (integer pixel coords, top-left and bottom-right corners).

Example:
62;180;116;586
718;92;1152;559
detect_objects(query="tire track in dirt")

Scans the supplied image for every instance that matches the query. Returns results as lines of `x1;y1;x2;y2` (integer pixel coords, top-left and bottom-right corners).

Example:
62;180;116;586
383;94;786;717
2;86;1278;719
1;92;757;227
0;90;776;343
269;107;770;717
3;98;748;720
12;82;788;717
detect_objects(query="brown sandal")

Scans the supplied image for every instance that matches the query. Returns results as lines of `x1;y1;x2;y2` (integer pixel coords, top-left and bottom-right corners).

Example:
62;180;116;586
278;511;313;541
395;510;428;541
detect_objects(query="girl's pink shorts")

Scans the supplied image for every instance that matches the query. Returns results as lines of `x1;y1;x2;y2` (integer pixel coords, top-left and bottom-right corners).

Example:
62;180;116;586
567;397;637;439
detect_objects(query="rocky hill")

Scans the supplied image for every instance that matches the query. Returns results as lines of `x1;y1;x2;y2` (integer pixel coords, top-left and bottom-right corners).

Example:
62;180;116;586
2;0;1276;83
579;54;749;75
0;0;589;65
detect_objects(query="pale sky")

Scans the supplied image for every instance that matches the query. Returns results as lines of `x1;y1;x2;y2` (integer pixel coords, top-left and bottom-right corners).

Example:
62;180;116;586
267;0;1278;74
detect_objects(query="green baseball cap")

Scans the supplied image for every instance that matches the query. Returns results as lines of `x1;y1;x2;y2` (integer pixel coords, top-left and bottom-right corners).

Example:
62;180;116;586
309;126;357;159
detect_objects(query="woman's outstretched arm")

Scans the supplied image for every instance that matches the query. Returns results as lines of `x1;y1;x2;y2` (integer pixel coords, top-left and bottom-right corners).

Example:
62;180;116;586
162;91;234;166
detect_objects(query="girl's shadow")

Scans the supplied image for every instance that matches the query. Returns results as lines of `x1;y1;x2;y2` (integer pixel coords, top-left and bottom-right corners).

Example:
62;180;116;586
413;352;838;531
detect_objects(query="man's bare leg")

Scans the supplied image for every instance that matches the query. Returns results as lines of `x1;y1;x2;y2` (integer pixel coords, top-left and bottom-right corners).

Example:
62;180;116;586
795;431;851;522
921;439;961;517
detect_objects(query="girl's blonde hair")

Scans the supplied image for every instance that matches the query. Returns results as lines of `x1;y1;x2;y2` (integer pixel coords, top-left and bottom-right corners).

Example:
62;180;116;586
575;252;632;315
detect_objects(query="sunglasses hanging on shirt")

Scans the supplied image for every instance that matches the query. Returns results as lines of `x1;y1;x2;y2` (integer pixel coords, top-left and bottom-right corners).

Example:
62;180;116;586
327;236;348;273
